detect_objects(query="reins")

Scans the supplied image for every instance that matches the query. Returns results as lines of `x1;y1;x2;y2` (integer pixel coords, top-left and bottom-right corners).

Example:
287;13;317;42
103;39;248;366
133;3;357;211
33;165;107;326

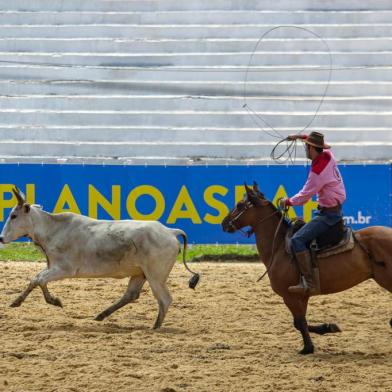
256;209;288;282
227;203;281;238
226;201;288;282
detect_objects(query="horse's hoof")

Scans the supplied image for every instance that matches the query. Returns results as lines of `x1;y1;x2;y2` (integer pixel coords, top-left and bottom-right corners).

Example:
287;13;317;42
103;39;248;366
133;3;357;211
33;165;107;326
299;346;314;355
328;323;342;333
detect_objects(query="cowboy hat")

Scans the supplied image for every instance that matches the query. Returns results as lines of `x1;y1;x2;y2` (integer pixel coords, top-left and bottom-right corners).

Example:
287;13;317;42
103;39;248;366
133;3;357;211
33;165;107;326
304;131;330;149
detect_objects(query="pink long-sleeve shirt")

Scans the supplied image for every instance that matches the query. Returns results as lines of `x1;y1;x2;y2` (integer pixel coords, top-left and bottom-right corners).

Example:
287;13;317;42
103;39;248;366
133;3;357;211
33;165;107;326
287;150;346;208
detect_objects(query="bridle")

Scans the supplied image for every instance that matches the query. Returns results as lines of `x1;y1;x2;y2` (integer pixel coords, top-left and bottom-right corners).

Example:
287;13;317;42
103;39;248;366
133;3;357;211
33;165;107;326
225;200;254;237
226;199;282;237
226;197;288;282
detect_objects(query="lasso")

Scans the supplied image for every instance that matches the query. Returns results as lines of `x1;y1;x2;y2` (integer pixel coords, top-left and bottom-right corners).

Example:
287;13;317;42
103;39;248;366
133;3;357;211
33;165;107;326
243;25;333;164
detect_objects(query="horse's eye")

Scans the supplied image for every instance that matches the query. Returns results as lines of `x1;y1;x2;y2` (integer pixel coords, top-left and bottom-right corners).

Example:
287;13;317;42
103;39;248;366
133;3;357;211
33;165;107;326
10;214;17;220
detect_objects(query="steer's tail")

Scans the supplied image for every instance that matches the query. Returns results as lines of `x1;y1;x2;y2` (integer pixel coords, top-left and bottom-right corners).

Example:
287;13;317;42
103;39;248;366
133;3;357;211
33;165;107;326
172;229;200;290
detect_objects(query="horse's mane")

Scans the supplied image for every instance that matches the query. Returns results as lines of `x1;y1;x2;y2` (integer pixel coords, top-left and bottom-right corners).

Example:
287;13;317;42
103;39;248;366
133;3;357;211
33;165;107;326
251;192;290;228
266;200;291;227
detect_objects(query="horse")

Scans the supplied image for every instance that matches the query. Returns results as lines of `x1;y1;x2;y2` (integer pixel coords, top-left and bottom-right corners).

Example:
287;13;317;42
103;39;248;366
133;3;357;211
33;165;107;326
221;182;392;354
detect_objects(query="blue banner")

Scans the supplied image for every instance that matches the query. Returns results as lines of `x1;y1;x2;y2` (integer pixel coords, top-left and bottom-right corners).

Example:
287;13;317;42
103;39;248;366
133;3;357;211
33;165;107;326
0;164;390;243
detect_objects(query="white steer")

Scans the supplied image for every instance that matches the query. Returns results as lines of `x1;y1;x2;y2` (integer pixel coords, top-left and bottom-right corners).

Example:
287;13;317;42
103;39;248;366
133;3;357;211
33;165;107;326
0;187;200;329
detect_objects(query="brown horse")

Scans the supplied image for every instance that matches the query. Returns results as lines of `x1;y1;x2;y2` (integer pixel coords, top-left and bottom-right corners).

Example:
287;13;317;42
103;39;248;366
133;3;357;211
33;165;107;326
222;182;392;354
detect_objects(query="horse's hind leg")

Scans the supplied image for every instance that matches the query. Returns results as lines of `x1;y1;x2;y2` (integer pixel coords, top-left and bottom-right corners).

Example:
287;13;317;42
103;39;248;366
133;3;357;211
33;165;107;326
372;262;392;328
373;263;392;293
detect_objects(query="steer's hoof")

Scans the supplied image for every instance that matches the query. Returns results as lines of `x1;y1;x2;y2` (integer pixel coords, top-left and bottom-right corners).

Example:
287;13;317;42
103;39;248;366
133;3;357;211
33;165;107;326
153;321;161;330
51;298;63;308
94;314;105;322
10;299;22;308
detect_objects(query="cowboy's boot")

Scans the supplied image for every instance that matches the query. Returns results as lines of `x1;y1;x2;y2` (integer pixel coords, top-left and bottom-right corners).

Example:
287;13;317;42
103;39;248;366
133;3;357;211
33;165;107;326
289;250;320;295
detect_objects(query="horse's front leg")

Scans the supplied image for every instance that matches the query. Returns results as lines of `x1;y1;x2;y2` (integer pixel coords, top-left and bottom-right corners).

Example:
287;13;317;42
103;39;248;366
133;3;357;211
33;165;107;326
294;316;314;354
284;295;314;354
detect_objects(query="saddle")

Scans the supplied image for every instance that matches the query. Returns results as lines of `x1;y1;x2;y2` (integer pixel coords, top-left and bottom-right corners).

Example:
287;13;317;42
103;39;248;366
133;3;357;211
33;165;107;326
285;217;355;258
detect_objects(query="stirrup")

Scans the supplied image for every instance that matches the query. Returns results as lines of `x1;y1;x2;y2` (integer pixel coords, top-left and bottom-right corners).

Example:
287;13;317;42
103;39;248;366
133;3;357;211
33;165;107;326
288;276;308;294
288;276;319;295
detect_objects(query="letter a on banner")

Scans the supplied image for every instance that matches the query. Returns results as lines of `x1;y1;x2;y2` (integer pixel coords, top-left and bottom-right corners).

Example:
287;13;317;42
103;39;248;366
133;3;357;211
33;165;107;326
53;184;81;214
167;186;202;224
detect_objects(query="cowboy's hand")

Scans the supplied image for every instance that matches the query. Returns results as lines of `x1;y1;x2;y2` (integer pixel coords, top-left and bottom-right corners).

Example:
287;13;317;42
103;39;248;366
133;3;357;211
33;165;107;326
277;198;288;209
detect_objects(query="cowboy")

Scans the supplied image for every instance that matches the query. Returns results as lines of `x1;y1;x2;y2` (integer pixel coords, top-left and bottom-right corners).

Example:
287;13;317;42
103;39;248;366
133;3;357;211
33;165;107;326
278;131;346;295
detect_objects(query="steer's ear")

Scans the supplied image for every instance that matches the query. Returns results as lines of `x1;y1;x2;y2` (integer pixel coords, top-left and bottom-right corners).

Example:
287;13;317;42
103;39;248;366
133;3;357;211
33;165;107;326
12;186;25;206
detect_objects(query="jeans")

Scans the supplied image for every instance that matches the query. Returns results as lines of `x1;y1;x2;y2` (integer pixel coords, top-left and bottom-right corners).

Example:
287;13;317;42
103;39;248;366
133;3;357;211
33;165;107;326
291;210;343;253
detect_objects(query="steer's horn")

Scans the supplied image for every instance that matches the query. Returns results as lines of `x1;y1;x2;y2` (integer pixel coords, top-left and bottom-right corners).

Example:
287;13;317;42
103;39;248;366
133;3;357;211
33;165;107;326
12;186;25;206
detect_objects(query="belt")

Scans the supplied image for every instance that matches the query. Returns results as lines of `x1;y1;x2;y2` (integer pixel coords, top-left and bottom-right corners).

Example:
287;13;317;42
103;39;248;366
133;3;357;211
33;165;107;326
318;205;342;213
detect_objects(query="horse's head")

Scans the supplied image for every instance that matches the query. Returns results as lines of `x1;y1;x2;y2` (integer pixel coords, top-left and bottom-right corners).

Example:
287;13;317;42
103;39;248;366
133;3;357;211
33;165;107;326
221;181;269;233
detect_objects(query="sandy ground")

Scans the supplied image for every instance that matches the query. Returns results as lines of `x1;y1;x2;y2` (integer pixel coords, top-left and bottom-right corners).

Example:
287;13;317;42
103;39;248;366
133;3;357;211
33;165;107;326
0;261;391;392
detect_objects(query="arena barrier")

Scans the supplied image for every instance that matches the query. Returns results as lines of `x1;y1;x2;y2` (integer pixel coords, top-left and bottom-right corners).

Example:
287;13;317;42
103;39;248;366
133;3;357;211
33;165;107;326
0;163;390;244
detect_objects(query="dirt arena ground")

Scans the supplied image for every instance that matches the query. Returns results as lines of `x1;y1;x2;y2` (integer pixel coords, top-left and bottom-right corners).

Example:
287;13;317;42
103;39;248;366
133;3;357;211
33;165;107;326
0;261;391;392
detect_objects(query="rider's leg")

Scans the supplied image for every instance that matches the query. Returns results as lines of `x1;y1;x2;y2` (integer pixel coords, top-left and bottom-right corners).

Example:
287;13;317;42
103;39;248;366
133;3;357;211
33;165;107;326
289;250;319;295
289;216;331;295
